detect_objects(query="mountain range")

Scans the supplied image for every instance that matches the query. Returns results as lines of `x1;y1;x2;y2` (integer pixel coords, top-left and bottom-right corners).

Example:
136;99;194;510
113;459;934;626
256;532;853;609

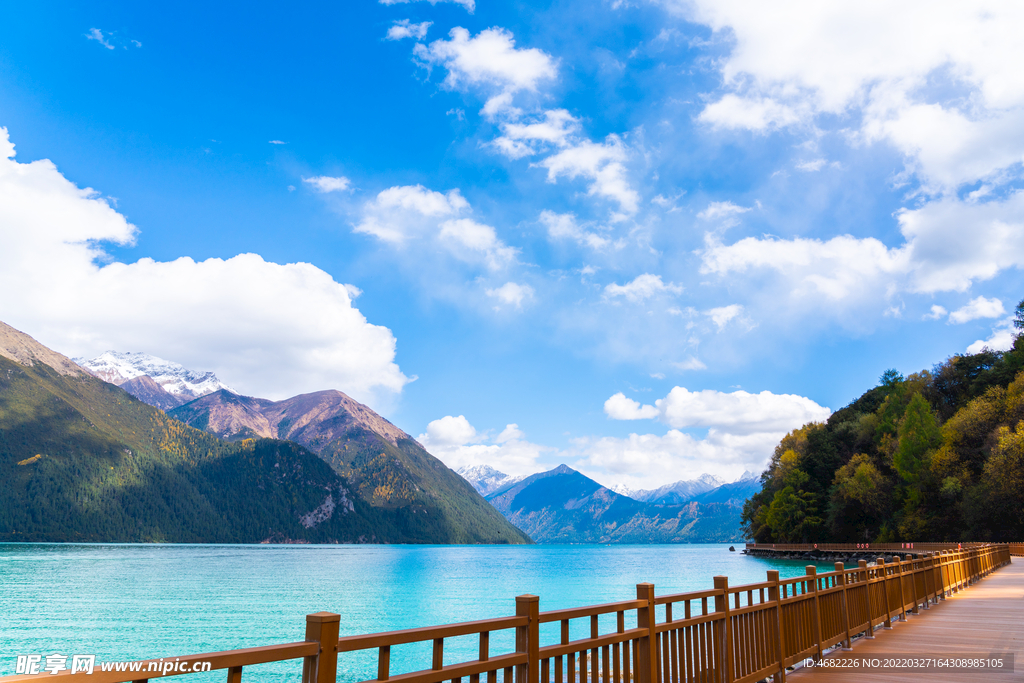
485;464;747;543
164;387;528;544
456;464;526;496
75;351;233;409
0;321;528;544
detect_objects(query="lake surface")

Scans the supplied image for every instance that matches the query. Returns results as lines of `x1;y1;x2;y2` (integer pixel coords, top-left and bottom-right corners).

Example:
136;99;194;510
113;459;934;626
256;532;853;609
0;544;838;681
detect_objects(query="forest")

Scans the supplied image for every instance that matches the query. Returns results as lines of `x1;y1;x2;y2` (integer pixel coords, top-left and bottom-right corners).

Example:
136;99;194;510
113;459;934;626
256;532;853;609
742;301;1024;543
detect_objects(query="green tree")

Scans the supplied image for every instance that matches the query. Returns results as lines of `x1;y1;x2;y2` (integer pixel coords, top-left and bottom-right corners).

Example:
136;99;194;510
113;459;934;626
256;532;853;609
894;393;941;484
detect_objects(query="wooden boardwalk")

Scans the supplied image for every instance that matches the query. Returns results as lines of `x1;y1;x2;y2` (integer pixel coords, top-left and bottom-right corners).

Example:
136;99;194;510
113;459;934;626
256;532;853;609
788;558;1023;682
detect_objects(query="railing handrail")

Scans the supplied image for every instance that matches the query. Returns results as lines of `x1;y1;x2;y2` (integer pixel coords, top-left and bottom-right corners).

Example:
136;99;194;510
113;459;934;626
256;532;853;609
337;615;527;651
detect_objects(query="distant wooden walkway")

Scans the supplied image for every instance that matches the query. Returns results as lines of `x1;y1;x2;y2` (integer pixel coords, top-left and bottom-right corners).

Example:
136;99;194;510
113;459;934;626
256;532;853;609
788;558;1023;682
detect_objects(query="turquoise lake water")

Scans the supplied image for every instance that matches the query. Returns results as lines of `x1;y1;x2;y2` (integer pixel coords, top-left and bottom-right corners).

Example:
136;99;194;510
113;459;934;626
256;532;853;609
0;544;840;682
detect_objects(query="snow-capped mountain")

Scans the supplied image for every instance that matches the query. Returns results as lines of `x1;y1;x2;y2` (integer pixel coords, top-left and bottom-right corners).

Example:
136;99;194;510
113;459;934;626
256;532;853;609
614;473;727;505
456;464;526;496
75;351;233;405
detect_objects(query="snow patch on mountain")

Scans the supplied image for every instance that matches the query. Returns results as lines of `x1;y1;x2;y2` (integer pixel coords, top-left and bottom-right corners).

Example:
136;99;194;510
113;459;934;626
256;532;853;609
75;351;233;401
614;473;727;504
456;464;525;496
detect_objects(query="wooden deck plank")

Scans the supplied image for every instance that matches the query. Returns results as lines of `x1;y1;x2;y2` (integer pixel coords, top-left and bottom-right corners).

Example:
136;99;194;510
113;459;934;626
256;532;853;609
787;558;1023;682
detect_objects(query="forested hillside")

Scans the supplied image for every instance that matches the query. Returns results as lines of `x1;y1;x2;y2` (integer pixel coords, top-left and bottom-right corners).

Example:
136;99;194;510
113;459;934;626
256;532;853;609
743;304;1024;543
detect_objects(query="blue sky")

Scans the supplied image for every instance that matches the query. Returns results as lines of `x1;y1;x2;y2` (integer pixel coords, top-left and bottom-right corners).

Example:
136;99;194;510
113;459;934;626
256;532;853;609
3;1;1024;489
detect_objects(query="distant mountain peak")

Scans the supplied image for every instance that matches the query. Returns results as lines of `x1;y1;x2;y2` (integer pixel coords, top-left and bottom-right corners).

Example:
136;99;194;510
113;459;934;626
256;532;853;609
456;464;526;496
75;351;233;405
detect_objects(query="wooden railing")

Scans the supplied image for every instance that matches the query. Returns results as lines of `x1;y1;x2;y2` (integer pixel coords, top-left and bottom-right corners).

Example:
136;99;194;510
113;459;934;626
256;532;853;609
1009;543;1024;556
1;545;1012;683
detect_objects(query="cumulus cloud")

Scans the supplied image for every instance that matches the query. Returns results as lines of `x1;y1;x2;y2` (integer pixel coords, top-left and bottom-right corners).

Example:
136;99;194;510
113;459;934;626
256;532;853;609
418;415;549;475
604;274;683;303
379;0;475;12
302;175;351;193
924;305;947;320
948;296;1005;324
705;304;743;330
439;218;518;270
493;109;580;159
538;135;640;217
604;393;660;420
604;386;830;435
351;184;519;282
0;127;409;404
967;317;1018;354
573;429;780;489
540;210;610;249
414;27;557;114
486;282;534;310
676;1;1024;193
386;20;432;41
353;184;469;243
700;191;1024;313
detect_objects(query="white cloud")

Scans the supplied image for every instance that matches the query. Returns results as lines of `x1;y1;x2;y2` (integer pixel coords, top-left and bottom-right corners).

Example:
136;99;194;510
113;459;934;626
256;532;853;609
924;304;947;320
572;429;779;489
418;416;548;475
353;184;468;243
540;210;610;249
0;127;409;404
486;281;534;310
493;109;580;159
699;94;803;132
414;27;557;114
302;175;351;193
604;273;683;303
678;1;1024;192
538;135;640;216
705;304;742;330
439;218;518;270
605;385;830;435
795;158;827;172
379;0;475;12
604;393;660;420
386;20;432;41
673;357;707;371
948;296;1005;324
967;317;1017;354
86;28;115;50
268;140;287;145
697;201;750;222
699;191;1024;315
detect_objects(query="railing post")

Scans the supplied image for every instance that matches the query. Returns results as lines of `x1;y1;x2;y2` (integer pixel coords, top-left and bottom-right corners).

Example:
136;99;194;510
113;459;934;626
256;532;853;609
908;556;921;614
516;595;539;683
876;559;892;629
712;577;732;683
857;561;874;638
303;612;340;683
834;562;852;650
636;583;659;683
895;557;907;621
805;567;822;661
767;570;786;683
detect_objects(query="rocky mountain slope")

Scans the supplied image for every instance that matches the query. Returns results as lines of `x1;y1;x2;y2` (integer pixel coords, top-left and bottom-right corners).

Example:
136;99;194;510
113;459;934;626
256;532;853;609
75;351;233;407
168;388;530;544
486;465;745;543
0;321;528;544
0;323;376;542
456;464;525;495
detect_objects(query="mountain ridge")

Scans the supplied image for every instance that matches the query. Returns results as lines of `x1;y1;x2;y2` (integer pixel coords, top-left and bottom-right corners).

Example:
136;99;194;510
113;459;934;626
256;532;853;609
486;465;744;543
